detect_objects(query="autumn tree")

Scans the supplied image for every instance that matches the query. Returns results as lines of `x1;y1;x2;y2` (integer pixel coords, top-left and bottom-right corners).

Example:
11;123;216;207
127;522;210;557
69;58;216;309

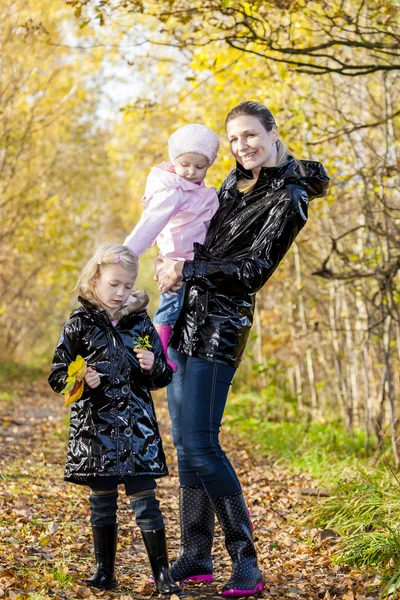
65;0;400;77
0;0;131;362
2;0;399;459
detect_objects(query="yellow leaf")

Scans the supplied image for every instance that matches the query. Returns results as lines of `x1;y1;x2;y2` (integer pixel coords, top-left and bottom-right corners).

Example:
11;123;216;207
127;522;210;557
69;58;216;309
67;355;88;379
40;535;51;546
64;380;84;406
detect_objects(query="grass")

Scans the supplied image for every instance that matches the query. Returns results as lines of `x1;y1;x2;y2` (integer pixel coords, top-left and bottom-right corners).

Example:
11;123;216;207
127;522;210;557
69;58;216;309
49;564;74;587
0;360;44;387
309;467;400;596
225;390;377;479
225;389;400;596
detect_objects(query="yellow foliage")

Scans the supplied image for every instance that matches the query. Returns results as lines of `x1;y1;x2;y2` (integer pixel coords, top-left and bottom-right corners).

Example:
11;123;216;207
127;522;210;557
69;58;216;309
67;355;88;381
61;356;88;405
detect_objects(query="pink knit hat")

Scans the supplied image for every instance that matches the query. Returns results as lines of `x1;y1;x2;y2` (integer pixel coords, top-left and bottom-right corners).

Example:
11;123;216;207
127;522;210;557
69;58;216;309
168;124;220;165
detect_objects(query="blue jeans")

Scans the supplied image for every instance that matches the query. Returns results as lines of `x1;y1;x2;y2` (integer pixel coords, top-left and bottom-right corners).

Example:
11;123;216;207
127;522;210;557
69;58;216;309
153;286;185;326
167;349;241;499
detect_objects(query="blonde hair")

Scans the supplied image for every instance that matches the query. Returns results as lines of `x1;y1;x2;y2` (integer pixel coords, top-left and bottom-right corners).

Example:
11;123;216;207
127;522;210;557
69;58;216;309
76;243;139;306
225;101;306;195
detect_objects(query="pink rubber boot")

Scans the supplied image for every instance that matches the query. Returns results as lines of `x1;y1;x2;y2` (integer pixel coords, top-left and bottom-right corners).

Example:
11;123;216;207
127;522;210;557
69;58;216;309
154;324;178;372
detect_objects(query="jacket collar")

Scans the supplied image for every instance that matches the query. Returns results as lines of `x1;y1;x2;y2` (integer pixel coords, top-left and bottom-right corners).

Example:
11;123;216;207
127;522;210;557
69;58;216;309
77;290;149;321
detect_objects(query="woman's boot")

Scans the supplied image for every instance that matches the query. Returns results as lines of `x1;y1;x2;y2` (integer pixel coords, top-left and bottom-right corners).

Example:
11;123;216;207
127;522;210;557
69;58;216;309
86;524;117;590
213;492;264;597
170;485;215;583
141;528;183;597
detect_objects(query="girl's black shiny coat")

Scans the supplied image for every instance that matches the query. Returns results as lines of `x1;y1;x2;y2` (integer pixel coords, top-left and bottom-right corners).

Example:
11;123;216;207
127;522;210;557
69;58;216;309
171;157;330;367
48;300;172;484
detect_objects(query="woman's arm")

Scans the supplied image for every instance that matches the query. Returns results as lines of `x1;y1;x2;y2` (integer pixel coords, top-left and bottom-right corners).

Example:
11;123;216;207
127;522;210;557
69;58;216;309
186;186;309;294
48;316;83;394
156;185;309;295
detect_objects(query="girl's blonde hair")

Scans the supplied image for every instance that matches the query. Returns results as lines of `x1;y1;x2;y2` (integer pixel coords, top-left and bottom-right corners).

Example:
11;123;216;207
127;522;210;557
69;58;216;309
76;243;139;306
225;101;306;195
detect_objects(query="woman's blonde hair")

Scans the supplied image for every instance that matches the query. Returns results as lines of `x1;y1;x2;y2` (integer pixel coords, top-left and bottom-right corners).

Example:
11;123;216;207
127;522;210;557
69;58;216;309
225;101;305;195
76;243;139;305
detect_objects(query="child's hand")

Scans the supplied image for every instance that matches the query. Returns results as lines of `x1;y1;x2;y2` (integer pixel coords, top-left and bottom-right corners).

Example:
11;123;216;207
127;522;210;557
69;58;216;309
84;367;101;389
134;348;154;371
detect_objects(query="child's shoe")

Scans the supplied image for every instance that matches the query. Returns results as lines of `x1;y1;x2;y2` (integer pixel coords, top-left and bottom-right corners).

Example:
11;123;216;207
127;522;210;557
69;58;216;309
154;324;178;372
141;528;183;596
86;524;117;590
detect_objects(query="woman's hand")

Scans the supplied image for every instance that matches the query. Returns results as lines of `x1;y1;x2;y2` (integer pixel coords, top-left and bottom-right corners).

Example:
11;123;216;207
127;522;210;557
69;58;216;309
84;367;101;389
134;348;155;371
153;256;184;294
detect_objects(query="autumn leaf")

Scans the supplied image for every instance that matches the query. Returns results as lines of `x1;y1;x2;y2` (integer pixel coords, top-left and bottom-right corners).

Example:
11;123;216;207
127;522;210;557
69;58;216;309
63;380;85;406
66;355;88;380
60;355;87;405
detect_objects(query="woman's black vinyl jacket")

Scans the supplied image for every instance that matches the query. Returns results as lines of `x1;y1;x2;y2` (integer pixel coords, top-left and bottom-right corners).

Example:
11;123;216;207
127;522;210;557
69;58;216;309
48;297;172;484
170;157;330;368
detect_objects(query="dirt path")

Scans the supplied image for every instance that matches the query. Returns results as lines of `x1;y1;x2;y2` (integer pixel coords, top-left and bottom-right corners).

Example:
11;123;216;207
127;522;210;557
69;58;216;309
0;380;379;600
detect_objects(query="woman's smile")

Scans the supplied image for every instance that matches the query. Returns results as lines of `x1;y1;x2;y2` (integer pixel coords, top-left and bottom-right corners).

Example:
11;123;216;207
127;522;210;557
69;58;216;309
226;114;278;174
240;151;257;162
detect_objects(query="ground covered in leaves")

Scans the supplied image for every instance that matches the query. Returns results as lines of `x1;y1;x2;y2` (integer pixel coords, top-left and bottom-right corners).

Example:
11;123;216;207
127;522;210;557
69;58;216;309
0;379;381;600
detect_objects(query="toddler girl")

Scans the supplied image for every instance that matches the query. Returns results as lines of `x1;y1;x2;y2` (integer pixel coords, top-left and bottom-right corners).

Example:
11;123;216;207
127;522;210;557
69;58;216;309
48;243;182;597
123;124;220;371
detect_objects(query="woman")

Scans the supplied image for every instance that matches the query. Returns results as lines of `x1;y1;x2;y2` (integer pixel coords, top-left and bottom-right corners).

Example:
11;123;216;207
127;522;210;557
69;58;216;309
155;101;330;597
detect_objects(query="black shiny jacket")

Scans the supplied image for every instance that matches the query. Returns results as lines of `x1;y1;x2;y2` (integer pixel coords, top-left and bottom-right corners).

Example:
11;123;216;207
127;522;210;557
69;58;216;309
48;298;172;484
171;157;330;367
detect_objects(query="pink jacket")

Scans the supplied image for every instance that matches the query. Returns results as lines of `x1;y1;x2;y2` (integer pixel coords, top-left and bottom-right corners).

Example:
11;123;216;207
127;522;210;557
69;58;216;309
123;162;219;261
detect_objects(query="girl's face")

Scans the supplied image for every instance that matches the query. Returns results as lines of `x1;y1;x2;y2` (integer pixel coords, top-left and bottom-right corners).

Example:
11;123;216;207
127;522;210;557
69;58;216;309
174;152;209;182
94;263;136;317
226;115;279;175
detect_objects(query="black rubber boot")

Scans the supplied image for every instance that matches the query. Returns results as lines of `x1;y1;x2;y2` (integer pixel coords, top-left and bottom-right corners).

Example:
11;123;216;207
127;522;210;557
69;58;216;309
213;493;264;597
85;524;117;590
170;485;215;583
141;528;184;597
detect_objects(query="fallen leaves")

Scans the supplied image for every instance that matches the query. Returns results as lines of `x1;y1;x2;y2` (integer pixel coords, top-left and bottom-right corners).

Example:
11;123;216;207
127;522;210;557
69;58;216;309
0;382;382;600
136;575;152;594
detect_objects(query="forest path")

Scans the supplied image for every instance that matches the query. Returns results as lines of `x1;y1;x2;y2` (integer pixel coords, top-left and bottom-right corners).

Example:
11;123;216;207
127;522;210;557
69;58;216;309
0;380;378;600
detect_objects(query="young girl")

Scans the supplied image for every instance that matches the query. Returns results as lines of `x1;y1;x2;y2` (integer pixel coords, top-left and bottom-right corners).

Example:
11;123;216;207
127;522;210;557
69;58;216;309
123;123;220;371
48;243;182;597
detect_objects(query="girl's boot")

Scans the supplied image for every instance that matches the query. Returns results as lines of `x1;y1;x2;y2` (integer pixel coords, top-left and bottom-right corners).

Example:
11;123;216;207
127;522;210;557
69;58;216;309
141;528;183;597
170;485;215;583
154;324;178;372
213;492;264;597
86;524;117;590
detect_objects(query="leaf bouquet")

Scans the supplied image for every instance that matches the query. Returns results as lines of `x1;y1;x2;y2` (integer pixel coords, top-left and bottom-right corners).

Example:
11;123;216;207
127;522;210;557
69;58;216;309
61;355;88;406
133;335;152;351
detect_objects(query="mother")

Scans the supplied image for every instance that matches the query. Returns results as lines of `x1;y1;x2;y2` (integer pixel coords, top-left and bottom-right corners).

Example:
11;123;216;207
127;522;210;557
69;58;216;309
155;101;330;597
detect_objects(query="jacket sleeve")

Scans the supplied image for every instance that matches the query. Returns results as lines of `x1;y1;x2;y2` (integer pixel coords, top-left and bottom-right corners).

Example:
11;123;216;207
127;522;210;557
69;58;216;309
48;315;83;394
297;161;330;200
141;315;173;390
123;187;182;257
182;185;310;295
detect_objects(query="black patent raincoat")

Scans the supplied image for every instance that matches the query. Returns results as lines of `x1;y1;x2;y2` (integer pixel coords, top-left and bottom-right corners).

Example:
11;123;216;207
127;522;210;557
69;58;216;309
171;157;330;367
48;297;172;484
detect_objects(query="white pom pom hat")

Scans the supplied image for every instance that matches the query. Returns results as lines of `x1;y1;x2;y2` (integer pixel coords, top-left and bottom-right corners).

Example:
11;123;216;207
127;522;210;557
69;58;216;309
168;124;220;165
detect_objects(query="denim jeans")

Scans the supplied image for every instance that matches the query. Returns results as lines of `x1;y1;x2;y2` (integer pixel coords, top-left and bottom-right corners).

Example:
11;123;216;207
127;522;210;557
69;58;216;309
167;349;241;499
88;475;164;530
153;286;185;326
